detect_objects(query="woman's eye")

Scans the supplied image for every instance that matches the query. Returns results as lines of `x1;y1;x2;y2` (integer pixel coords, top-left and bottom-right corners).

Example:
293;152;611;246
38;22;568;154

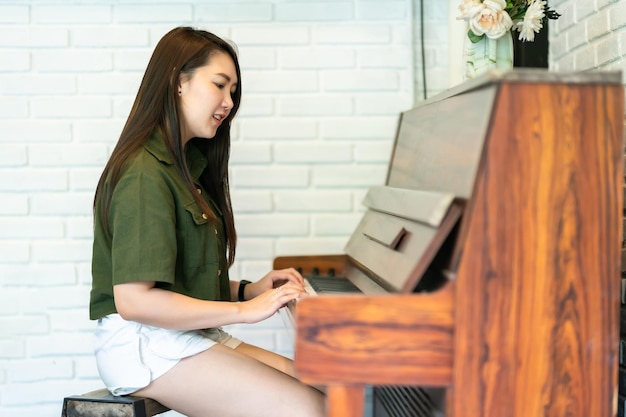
214;83;224;89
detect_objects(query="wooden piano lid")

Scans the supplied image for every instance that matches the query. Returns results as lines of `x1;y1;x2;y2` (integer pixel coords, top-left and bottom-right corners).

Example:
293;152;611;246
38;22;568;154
344;185;462;294
385;68;623;199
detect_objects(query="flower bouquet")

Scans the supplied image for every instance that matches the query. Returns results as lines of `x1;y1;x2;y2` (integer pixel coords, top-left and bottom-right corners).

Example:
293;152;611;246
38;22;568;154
458;0;561;43
457;0;560;79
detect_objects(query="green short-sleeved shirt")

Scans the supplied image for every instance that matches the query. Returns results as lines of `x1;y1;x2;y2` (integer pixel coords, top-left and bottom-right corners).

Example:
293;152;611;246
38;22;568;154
89;132;231;320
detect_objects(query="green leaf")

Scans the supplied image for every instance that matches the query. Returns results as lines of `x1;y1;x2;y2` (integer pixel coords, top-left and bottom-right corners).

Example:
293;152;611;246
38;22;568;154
468;30;484;43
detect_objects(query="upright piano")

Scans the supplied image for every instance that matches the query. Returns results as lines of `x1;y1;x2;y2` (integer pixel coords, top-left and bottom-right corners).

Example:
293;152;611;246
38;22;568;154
274;69;625;417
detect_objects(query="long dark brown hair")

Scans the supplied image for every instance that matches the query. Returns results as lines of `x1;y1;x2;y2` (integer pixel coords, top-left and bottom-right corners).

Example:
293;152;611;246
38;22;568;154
94;27;241;267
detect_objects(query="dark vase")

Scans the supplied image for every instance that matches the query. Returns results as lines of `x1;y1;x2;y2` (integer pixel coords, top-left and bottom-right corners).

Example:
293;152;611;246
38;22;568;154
513;21;549;68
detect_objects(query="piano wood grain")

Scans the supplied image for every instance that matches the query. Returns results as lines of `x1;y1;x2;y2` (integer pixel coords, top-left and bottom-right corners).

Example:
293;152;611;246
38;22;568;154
294;282;454;387
450;79;623;417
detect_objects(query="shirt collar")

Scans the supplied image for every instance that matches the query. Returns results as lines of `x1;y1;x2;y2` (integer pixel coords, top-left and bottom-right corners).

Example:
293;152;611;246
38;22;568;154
145;132;208;181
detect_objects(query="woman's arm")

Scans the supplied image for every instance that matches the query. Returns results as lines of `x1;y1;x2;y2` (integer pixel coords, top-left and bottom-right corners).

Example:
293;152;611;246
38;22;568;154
114;279;303;330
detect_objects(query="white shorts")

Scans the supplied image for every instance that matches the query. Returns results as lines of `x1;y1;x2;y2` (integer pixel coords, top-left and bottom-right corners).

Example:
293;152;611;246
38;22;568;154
94;314;243;396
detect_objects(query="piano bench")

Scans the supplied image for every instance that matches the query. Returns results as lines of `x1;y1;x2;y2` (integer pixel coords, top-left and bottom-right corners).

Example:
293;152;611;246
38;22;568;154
61;388;170;417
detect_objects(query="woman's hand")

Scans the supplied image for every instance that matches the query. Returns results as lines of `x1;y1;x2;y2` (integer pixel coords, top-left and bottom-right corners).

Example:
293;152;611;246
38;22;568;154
239;281;306;323
244;268;305;300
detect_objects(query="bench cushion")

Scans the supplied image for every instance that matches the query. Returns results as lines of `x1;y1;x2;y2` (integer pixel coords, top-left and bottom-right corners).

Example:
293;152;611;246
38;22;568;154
62;388;170;417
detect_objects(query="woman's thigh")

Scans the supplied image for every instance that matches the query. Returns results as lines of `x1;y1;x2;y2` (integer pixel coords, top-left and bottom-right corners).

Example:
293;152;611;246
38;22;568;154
134;344;325;417
234;342;296;377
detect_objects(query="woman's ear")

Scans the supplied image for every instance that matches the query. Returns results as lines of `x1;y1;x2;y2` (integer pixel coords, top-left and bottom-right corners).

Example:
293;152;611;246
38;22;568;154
177;73;189;96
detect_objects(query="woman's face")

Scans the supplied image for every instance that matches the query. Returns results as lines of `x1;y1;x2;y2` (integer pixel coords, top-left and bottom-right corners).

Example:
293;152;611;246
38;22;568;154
178;51;238;143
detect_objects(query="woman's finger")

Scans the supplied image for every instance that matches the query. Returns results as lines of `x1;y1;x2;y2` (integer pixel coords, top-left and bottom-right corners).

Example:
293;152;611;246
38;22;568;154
274;268;304;285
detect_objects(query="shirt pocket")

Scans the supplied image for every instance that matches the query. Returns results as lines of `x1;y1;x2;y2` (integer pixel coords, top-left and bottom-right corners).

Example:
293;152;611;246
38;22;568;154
181;201;219;270
184;200;209;225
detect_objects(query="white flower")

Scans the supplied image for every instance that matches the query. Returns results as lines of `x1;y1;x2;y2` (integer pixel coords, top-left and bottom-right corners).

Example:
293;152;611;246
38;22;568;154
458;0;482;20
514;0;546;42
468;0;514;40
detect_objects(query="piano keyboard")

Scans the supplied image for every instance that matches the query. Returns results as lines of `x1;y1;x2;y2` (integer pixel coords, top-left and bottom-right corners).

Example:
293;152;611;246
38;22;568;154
306;274;362;294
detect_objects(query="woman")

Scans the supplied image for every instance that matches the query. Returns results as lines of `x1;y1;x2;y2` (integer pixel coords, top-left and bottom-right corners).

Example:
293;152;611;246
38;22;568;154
90;27;325;417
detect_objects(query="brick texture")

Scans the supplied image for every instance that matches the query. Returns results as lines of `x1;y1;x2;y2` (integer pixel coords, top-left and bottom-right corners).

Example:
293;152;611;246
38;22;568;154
551;0;626;77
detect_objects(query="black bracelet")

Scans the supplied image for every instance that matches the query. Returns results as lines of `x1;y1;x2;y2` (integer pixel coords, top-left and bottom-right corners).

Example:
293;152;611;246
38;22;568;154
238;280;252;302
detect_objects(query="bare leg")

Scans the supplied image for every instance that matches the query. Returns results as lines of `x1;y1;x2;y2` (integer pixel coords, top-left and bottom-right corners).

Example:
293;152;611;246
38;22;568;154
235;342;326;394
234;342;297;377
134;344;325;417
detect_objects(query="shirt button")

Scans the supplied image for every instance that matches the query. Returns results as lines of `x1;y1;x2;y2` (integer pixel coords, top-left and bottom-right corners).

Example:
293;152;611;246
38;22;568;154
214;228;218;235
217;269;221;276
202;213;207;220
196;188;202;194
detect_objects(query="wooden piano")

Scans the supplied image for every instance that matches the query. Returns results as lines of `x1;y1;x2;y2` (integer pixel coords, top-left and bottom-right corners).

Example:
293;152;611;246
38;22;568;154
274;69;625;417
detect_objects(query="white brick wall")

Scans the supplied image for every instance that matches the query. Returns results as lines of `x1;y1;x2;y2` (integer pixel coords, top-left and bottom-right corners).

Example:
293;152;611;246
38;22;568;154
7;1;620;416
550;0;626;79
0;1;441;416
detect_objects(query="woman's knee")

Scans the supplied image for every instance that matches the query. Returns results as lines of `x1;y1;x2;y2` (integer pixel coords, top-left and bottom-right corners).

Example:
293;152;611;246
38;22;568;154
234;342;297;377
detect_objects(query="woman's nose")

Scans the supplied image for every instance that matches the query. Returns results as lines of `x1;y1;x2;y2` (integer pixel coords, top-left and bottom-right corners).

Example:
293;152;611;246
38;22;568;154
223;93;234;110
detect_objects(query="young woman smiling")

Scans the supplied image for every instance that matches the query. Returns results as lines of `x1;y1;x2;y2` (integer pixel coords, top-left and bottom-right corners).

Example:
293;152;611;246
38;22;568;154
89;27;325;417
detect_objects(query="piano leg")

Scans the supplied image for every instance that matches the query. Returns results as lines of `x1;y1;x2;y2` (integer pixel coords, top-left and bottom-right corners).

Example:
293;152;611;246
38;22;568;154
326;385;364;417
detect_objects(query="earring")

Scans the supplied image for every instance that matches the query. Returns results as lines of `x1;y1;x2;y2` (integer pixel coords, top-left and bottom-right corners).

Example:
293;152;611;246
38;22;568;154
178;90;182;95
